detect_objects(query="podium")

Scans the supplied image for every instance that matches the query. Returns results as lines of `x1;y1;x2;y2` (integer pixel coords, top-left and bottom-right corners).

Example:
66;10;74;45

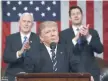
16;73;91;81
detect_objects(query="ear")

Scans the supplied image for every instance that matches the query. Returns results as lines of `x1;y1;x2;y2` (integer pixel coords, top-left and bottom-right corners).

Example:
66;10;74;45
32;22;34;27
39;35;44;42
18;20;21;29
69;16;72;20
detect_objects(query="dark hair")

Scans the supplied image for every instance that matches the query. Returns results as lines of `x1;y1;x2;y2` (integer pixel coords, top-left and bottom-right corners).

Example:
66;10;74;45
69;5;82;17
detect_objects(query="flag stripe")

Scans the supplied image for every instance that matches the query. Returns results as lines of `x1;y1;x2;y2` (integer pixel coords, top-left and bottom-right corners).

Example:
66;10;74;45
103;1;108;61
94;1;103;58
69;0;77;7
36;22;41;33
77;1;86;25
86;1;94;29
2;22;11;67
94;1;103;43
61;1;69;30
56;21;61;32
11;22;19;34
69;1;77;26
32;22;36;33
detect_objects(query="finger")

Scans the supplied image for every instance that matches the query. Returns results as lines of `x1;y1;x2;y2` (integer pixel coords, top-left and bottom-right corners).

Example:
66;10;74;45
85;24;89;29
25;44;30;48
80;31;85;36
80;28;85;33
87;24;89;28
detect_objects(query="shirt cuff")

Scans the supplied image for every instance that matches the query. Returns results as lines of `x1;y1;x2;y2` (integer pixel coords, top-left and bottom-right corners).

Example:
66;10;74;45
72;38;77;46
16;51;21;58
86;35;92;44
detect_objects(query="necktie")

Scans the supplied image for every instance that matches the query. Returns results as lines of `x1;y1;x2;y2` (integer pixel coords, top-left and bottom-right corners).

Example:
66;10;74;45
23;36;27;44
51;49;57;72
22;36;27;57
76;28;81;44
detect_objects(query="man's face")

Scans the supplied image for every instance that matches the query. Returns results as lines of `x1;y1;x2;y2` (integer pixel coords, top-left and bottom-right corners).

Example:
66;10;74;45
19;15;33;34
40;26;59;46
70;8;83;25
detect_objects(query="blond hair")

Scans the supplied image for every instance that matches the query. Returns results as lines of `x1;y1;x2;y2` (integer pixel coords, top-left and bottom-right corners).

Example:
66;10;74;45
38;21;58;35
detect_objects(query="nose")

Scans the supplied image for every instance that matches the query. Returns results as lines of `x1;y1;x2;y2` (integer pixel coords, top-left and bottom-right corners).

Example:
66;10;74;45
74;14;78;18
25;22;28;26
51;31;55;36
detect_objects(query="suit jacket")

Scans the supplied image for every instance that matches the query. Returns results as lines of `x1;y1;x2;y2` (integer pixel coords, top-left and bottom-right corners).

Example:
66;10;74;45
59;27;103;81
3;32;40;75
33;43;79;73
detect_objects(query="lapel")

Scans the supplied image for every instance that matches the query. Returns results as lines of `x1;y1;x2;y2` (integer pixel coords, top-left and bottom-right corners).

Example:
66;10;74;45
69;27;75;38
29;32;33;42
15;32;22;50
40;44;52;64
56;44;64;62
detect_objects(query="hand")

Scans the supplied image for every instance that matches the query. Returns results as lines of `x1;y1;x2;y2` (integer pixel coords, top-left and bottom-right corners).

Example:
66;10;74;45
80;24;90;37
21;40;31;53
73;32;80;41
91;76;94;81
17;40;30;57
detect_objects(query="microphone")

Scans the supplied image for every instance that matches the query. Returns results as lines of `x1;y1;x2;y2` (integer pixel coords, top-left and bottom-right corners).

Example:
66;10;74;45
50;42;56;50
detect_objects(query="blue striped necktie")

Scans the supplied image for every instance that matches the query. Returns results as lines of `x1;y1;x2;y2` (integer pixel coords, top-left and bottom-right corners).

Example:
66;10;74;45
23;36;27;44
22;36;27;57
51;49;57;72
76;28;81;44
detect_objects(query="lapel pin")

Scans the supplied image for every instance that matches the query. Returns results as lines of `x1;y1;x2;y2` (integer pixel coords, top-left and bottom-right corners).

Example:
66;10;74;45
30;41;32;43
60;52;63;54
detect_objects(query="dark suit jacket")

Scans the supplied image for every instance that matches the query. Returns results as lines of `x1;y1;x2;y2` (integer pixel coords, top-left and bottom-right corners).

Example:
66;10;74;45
3;32;40;76
33;43;79;73
59;27;103;81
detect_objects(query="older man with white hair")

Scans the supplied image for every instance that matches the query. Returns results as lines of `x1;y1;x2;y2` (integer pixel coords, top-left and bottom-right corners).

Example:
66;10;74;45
3;12;40;81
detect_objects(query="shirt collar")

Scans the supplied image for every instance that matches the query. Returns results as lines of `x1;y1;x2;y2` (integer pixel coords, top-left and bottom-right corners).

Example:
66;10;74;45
20;32;31;39
45;44;57;54
72;24;83;31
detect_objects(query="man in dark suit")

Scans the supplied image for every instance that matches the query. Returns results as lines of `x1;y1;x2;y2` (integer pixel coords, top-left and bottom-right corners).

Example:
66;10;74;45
3;12;40;81
59;6;103;81
35;21;78;73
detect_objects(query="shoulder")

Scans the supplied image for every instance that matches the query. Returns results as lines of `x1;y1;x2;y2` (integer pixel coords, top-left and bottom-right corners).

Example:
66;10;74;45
60;28;72;37
6;32;20;39
58;43;67;51
31;32;38;37
31;32;40;41
89;28;98;35
31;32;39;38
60;28;71;34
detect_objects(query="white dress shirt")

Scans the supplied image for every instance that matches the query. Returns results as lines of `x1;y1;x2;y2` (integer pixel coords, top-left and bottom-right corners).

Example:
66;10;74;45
72;25;92;46
20;32;31;44
45;45;57;60
16;32;31;58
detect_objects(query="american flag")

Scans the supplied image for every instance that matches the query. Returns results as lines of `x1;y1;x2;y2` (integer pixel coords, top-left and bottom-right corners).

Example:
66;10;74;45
1;0;108;68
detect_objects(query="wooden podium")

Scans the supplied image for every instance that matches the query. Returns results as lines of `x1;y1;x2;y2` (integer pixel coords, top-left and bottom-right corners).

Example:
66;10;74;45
16;73;91;81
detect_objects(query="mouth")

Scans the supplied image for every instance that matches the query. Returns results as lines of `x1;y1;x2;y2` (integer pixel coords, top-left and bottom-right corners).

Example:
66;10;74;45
24;27;28;29
75;18;79;20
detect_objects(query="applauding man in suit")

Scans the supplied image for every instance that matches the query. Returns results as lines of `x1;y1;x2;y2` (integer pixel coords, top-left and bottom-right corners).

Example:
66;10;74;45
36;21;78;73
59;6;103;81
3;12;40;81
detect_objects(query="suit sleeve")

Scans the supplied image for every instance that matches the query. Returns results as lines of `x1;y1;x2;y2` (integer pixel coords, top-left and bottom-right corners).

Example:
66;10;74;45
59;32;81;55
89;30;103;53
3;36;23;63
65;44;79;72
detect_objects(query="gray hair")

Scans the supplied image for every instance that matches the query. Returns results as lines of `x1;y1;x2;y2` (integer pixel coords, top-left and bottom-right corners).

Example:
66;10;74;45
19;12;34;22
